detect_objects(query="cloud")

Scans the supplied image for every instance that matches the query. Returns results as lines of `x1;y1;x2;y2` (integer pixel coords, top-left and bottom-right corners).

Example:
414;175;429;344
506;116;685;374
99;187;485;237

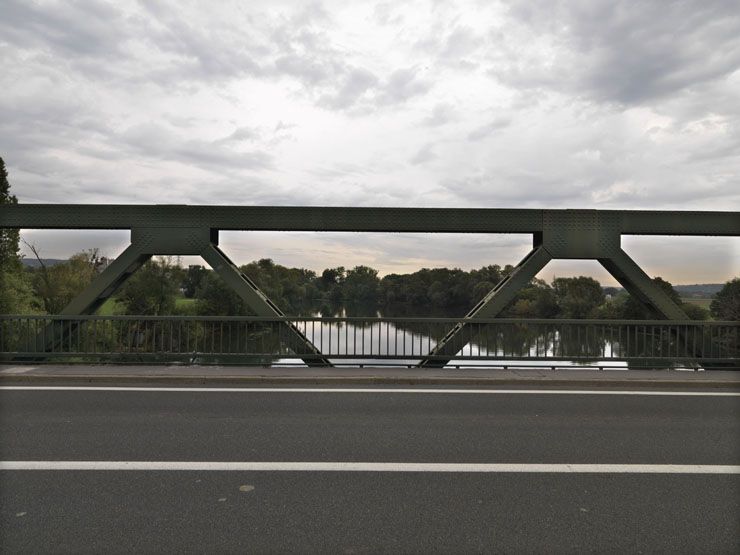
441;171;584;206
376;67;433;106
467;117;511;141
1;1;737;283
318;67;379;109
410;144;437;165
499;0;740;106
0;0;127;59
218;127;261;144
421;103;458;127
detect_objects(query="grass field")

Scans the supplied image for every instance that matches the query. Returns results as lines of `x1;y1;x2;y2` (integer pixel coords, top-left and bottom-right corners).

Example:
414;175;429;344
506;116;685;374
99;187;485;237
96;297;197;315
681;298;713;309
96;298;120;315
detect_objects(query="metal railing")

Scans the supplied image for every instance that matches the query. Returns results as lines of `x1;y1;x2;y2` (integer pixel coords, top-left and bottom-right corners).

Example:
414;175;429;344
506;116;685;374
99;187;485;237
1;315;737;368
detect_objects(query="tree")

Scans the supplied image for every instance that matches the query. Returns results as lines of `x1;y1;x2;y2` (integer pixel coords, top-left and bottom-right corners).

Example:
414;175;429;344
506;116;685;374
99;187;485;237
319;267;345;304
182;265;207;298
28;248;101;313
552;276;605;318
710;278;740;321
682;303;710;321
0;156;36;314
343;265;379;302
118;258;179;315
620;277;682;319
194;271;247;316
0;157;20;272
502;278;558;318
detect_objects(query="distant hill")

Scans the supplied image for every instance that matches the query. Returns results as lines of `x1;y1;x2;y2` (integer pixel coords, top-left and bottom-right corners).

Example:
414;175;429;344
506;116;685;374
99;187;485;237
22;258;66;268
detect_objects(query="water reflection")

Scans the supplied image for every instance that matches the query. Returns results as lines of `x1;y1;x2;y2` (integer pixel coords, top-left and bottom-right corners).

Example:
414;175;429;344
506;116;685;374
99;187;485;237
277;308;632;368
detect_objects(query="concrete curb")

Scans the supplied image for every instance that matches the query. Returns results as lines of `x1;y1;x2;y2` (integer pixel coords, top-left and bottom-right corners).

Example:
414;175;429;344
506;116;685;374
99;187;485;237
2;373;739;389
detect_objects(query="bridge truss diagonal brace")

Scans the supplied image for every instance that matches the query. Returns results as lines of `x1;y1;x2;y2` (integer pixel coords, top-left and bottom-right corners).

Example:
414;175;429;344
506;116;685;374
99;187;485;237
61;243;152;316
419;245;552;368
598;249;688;320
199;244;332;367
18;243;151;359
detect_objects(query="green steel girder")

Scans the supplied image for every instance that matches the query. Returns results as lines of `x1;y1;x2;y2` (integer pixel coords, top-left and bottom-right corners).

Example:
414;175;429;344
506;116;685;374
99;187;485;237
1;205;738;235
2;204;737;367
417;210;698;366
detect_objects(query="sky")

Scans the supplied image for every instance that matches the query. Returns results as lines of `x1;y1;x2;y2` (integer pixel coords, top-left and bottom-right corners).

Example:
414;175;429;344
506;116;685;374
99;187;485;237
1;0;738;285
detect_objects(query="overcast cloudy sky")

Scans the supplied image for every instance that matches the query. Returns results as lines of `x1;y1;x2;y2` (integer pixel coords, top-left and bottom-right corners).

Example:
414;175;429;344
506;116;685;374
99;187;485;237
2;0;738;284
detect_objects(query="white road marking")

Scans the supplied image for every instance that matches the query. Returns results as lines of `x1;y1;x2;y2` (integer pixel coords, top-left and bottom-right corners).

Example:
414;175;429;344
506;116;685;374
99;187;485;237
1;461;739;473
0;386;738;396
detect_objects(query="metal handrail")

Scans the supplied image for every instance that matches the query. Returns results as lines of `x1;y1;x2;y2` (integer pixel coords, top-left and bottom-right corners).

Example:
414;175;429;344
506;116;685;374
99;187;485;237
0;315;737;326
1;315;736;367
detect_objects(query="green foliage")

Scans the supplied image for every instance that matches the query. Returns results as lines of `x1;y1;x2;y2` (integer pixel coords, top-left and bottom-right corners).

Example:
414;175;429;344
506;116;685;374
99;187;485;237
710;278;740;321
620;277;682;319
552;276;605;318
503;279;559;318
0;268;37;314
182;265;207;298
0;157;21;274
682;302;710;321
342;265;379;303
118;258;179;315
242;258;318;314
318;267;345;303
0;156;33;314
30;250;102;313
194;271;246;316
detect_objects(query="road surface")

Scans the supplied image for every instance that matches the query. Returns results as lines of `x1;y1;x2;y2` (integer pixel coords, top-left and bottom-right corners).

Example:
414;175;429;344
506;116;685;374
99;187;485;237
1;385;739;553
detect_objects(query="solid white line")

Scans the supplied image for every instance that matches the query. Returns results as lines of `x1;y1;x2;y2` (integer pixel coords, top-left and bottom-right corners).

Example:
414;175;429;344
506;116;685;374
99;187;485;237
1;461;739;473
0;386;738;396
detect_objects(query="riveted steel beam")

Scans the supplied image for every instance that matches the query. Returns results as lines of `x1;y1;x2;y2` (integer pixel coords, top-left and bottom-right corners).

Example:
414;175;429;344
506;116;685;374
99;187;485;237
2;205;738;235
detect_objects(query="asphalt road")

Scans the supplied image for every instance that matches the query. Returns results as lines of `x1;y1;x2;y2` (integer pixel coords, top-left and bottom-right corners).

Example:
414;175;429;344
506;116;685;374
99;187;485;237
1;385;739;553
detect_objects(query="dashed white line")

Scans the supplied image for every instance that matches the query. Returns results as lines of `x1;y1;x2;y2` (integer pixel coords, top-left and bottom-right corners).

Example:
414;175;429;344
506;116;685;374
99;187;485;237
0;386;738;396
1;461;739;473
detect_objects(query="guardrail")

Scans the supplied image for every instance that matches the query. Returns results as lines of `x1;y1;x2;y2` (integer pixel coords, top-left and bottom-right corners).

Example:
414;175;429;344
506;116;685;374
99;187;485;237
1;315;737;368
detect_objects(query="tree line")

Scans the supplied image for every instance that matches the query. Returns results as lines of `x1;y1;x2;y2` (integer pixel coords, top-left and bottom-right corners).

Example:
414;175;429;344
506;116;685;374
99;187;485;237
5;253;740;322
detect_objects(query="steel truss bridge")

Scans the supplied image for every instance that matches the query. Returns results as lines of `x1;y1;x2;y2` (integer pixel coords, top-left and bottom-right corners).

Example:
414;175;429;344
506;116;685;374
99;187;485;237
1;205;738;368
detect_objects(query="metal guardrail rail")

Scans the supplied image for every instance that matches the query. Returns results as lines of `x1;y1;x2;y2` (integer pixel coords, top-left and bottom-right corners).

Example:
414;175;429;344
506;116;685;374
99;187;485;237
1;316;737;368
